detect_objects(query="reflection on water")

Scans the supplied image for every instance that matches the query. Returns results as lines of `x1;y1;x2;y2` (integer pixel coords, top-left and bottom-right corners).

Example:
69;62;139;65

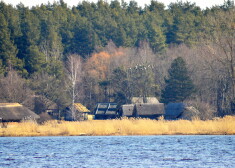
0;135;234;168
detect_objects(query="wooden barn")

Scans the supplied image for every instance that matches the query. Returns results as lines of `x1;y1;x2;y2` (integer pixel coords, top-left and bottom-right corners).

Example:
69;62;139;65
121;97;164;119
65;103;92;121
0;103;40;122
121;103;164;119
134;103;165;118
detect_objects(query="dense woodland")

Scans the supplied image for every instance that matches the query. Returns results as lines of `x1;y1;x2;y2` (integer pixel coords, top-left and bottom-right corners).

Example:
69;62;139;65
0;0;234;119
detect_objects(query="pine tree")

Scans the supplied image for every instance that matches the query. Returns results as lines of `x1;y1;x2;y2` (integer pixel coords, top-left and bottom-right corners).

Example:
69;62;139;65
25;45;46;74
111;67;129;104
161;57;195;104
147;22;166;53
0;13;20;71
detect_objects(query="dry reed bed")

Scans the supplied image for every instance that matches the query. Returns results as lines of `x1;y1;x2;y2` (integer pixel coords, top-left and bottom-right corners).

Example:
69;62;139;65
0;116;235;137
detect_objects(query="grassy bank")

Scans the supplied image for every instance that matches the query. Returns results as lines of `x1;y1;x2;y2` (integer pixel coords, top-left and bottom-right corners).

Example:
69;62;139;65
0;116;235;137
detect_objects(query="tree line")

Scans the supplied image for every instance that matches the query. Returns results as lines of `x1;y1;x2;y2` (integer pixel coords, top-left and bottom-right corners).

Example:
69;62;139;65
0;0;234;119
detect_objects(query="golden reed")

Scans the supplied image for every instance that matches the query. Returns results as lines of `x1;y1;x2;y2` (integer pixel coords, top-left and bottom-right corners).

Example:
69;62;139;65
0;116;235;137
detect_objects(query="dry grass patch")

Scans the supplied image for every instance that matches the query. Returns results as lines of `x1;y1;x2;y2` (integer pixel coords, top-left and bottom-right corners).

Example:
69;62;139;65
0;116;235;137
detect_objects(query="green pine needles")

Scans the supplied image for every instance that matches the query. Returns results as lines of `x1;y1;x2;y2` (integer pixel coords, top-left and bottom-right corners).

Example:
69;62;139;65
161;57;195;104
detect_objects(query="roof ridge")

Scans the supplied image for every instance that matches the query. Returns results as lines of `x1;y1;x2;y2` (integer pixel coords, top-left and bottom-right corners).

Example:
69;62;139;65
0;103;22;107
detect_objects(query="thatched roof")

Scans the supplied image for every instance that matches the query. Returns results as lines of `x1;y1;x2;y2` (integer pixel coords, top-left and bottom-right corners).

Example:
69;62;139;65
121;101;164;118
180;106;200;120
165;103;185;119
0;103;40;121
73;103;90;113
135;103;165;116
145;97;159;104
131;97;144;104
131;97;159;104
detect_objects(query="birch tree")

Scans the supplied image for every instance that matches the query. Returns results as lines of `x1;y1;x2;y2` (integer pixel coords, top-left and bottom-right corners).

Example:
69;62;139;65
66;54;83;120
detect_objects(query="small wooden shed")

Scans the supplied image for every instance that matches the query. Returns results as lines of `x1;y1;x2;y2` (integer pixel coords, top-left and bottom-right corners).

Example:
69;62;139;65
0;103;40;122
65;103;92;121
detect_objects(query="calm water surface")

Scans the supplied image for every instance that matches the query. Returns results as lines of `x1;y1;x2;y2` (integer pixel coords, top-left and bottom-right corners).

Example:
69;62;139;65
0;135;235;168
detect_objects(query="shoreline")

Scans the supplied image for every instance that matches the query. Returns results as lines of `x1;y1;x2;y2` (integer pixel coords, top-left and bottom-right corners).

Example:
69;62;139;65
1;133;235;137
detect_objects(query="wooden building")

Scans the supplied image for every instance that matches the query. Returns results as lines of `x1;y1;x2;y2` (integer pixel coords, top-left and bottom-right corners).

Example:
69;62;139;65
121;103;164;119
121;104;135;117
134;103;164;118
0;103;40;122
131;97;159;104
65;103;92;121
121;97;164;119
94;103;118;119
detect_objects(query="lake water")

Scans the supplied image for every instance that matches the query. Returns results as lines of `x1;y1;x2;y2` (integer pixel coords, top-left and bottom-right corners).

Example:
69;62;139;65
0;135;234;168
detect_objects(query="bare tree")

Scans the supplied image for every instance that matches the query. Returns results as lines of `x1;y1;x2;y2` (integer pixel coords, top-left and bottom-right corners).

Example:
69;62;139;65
200;8;235;114
29;72;67;115
0;70;33;104
66;54;83;120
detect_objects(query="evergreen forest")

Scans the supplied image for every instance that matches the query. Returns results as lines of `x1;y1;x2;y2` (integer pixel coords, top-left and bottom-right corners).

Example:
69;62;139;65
0;0;235;119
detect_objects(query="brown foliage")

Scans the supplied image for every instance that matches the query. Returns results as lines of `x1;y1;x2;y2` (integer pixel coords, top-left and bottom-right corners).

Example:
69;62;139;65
0;70;33;104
